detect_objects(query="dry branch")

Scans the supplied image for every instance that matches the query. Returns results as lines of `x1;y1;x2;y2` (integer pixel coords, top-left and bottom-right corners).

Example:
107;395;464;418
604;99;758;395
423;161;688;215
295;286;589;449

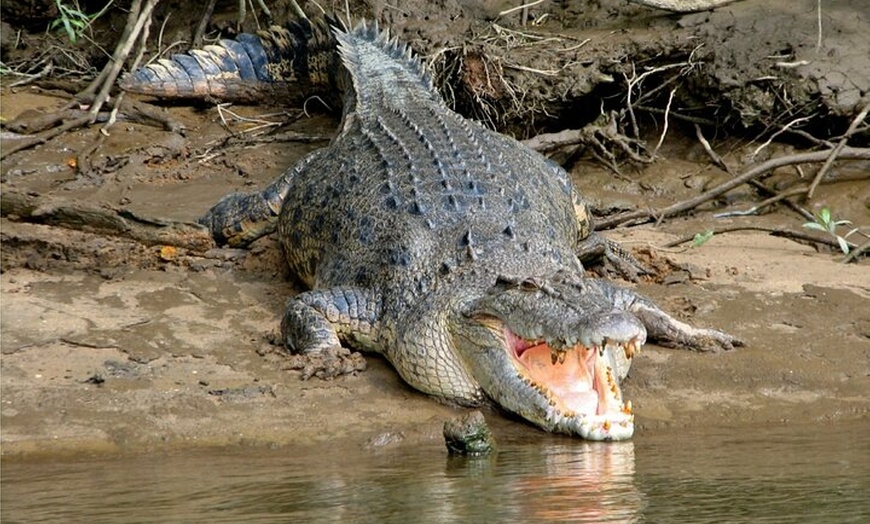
88;0;160;121
594;146;870;229
662;225;858;252
627;0;742;12
1;191;214;252
694;124;814;221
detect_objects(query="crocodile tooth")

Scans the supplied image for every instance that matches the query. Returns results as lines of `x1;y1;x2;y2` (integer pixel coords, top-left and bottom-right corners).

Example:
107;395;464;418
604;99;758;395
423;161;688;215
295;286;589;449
624;339;639;359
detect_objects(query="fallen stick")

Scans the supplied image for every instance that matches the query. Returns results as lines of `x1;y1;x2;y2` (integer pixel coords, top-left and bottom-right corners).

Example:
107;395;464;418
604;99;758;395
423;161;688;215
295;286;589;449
594;146;870;230
1;191;214;252
0;114;93;160
627;0;742;12
89;0;161;121
695;124;813;221
661;225;857;252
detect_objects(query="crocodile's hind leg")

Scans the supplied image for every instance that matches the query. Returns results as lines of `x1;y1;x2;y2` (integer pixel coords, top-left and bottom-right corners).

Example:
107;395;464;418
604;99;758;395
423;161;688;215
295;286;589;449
280;286;382;378
198;149;326;247
586;278;744;353
569;188;648;280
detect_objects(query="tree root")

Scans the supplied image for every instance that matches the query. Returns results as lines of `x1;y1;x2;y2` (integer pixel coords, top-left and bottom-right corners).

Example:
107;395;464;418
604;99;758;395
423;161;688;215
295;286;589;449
1;0;160;162
807;102;869;199
523;111;651;169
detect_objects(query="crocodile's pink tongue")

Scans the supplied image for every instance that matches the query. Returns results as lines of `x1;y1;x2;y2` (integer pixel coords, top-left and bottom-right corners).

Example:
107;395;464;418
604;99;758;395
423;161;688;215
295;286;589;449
518;343;605;416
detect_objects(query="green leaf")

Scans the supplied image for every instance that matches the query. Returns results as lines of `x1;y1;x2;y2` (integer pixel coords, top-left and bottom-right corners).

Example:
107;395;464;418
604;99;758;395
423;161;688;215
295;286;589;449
692;230;714;247
818;207;832;225
61;16;76;43
802;222;826;232
836;236;850;255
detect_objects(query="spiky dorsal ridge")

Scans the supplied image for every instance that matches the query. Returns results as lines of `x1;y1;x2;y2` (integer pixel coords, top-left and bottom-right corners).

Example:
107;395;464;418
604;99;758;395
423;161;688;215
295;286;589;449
333;19;435;98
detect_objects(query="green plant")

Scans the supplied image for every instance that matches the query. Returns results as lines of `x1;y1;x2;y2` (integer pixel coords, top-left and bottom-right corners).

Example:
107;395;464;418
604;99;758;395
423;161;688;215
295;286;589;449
50;0;113;43
692;229;714;248
802;207;858;255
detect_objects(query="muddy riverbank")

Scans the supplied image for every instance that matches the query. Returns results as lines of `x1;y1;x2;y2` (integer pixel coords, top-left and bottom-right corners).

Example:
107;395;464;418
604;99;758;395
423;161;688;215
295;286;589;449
2;91;867;457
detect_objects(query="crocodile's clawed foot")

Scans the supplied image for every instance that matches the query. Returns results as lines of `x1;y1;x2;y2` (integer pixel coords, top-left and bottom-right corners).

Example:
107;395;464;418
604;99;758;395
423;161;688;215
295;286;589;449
695;329;745;353
283;346;367;380
662;327;744;353
576;234;649;282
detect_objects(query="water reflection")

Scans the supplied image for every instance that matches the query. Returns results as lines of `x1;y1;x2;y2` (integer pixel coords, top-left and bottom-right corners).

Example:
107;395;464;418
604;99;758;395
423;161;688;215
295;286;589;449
1;438;639;523
2;424;868;523
442;441;640;523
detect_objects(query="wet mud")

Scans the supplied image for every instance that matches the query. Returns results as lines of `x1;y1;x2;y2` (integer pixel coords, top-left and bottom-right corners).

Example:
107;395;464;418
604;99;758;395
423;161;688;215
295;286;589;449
1;0;869;458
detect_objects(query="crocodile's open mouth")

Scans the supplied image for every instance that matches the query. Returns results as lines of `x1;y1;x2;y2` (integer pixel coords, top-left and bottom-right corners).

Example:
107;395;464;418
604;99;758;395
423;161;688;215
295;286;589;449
504;326;637;440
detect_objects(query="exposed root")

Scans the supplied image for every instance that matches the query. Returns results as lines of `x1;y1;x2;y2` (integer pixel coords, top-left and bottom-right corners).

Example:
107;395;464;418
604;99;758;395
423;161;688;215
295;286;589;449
430;21;591;134
1;0;160;162
695;124;814;222
523;111;652;169
627;0;742;12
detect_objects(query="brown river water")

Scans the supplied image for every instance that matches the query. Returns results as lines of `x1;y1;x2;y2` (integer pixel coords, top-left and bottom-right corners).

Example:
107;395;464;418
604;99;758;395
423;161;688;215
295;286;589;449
2;422;868;523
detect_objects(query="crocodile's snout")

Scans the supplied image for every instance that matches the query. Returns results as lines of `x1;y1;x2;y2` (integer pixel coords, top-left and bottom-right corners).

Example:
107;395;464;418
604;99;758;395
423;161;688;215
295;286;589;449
458;288;644;441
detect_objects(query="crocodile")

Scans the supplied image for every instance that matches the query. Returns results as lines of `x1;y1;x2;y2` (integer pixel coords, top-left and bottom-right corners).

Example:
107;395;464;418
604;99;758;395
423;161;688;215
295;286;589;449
123;18;742;440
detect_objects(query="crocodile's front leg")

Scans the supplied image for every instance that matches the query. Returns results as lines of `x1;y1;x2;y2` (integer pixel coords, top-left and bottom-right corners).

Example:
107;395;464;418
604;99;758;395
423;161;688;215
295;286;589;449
281;286;382;355
569;187;648;280
279;286;383;380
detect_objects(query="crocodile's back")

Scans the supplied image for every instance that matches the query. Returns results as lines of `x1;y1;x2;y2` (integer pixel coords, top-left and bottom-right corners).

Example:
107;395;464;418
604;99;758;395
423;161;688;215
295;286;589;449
278;22;582;293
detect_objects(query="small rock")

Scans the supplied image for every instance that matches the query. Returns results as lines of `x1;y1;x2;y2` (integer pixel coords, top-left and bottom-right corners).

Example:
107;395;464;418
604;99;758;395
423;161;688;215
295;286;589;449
443;410;496;456
83;373;105;385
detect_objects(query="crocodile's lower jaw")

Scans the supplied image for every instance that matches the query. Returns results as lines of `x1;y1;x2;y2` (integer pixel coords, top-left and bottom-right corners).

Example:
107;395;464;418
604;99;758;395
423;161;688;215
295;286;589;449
506;330;635;440
552;408;635;441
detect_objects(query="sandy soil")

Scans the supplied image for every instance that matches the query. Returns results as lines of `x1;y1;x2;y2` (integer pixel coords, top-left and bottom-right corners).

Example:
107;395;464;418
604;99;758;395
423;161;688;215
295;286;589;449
1;0;868;458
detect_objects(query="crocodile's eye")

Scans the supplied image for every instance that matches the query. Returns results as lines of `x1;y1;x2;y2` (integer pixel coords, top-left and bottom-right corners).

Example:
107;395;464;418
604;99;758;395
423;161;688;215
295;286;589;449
519;278;540;291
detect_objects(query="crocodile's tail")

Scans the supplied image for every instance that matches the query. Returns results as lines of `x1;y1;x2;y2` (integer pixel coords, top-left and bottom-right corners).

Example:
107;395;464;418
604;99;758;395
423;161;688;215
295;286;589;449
120;17;343;105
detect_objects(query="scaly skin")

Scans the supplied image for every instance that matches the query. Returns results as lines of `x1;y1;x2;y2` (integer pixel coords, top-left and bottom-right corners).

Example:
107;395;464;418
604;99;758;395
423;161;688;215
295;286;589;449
142;19;742;440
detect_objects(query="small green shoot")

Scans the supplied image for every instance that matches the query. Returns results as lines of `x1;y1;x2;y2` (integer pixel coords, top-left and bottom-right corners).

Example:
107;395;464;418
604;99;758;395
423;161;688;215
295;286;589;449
802;207;857;255
692;230;714;248
49;0;113;44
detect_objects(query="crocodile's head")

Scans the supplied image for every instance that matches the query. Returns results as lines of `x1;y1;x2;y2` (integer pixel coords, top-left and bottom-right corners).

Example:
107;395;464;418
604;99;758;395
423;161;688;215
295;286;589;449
453;275;644;440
